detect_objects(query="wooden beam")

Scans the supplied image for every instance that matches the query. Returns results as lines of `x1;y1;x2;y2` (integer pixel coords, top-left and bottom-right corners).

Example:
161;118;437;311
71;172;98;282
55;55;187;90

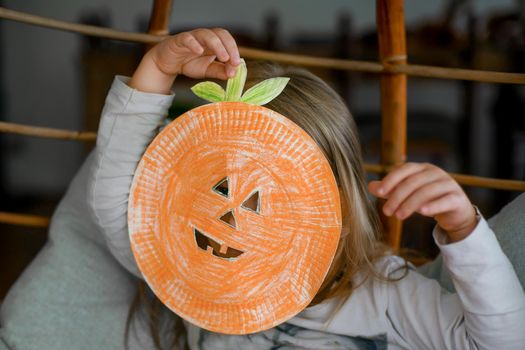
365;163;525;192
4;7;525;84
146;0;173;50
0;121;96;141
376;0;407;249
0;212;49;228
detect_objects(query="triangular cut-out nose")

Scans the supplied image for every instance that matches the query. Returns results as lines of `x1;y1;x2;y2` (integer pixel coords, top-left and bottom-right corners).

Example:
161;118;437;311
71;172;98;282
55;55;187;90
241;190;260;214
213;177;229;197
219;209;237;229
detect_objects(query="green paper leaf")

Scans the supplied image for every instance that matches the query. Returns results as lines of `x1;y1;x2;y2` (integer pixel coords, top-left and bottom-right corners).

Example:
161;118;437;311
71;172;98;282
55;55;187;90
191;81;226;103
240;77;290;105
225;59;247;101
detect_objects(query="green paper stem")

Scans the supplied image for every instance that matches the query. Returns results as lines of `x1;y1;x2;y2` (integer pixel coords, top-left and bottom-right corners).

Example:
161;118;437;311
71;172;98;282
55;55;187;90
225;59;247;101
191;58;289;106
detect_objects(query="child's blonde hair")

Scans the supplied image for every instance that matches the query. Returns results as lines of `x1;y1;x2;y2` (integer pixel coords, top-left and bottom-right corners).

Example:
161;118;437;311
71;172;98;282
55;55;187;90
128;61;392;349
248;61;390;304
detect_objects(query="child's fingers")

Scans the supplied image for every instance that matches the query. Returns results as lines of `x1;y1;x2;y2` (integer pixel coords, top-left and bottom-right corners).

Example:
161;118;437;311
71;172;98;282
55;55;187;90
192;28;230;63
389;179;457;219
211;28;241;66
367;164;425;198
203;61;230;80
419;192;463;217
376;163;427;197
177;32;204;54
211;28;240;78
381;167;444;216
368;162;477;239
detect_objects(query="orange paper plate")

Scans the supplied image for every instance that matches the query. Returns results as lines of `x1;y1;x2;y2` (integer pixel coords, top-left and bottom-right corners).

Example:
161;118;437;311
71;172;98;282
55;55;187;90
128;102;341;334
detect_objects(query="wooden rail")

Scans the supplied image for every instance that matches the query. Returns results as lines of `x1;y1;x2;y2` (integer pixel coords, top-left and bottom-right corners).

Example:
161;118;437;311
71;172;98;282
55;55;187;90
1;120;524;191
364;164;525;192
2;163;524;229
146;0;173;50
0;212;50;228
2;7;525;84
0;121;97;141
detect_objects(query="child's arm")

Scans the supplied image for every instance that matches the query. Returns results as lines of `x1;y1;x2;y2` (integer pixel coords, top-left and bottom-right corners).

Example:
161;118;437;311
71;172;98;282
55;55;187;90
369;163;525;348
89;29;240;277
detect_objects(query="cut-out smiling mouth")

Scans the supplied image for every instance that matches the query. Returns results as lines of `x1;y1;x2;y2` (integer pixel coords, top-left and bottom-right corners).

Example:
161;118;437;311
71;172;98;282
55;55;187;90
193;227;244;260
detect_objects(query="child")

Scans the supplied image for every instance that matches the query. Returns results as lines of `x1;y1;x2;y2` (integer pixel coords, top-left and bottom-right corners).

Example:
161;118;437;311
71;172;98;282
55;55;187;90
1;28;524;350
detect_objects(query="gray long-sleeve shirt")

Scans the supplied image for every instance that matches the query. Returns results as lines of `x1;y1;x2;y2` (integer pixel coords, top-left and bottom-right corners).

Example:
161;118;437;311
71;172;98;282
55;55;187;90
89;76;525;349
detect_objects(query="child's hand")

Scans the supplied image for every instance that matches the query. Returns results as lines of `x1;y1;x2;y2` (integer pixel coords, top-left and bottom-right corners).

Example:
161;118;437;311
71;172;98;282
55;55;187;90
129;28;241;94
150;28;241;79
368;163;478;243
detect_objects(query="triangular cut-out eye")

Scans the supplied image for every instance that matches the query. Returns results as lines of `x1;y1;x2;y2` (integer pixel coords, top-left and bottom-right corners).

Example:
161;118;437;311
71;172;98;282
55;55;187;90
213;177;229;197
219;210;237;229
241;190;260;214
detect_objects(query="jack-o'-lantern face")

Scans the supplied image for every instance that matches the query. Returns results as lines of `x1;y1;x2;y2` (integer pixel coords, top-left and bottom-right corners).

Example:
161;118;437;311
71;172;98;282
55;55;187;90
193;176;260;260
129;102;341;334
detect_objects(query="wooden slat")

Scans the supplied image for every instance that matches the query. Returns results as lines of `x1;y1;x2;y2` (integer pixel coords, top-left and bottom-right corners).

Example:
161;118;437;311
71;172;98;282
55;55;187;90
0;212;49;228
394;64;525;85
146;0;173;51
376;0;407;249
0;121;96;141
365;164;525;191
147;0;173;36
1;164;524;229
0;7;159;44
3;7;525;84
451;173;525;191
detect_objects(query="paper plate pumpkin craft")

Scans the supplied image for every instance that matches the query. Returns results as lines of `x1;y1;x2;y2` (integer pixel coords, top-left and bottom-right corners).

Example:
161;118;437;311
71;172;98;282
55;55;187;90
128;60;342;334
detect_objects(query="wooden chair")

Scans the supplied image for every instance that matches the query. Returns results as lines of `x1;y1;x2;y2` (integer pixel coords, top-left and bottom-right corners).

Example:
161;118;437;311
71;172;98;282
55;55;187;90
1;0;525;298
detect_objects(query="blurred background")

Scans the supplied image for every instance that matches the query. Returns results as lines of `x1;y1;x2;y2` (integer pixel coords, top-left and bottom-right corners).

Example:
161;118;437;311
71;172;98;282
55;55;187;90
1;0;525;298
